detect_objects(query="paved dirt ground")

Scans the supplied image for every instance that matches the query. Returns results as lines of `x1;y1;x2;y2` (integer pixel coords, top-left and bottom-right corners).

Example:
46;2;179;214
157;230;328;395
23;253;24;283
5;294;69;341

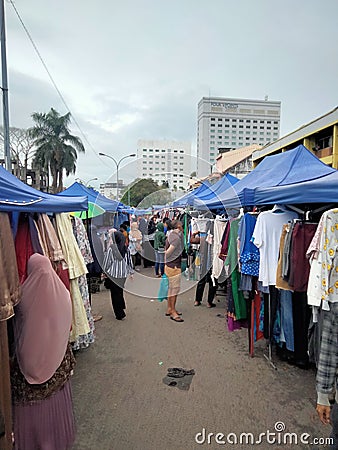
71;268;331;450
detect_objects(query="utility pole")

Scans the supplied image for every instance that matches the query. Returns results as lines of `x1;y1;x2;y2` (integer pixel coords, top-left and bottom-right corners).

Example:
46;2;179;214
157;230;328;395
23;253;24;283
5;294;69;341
0;0;11;171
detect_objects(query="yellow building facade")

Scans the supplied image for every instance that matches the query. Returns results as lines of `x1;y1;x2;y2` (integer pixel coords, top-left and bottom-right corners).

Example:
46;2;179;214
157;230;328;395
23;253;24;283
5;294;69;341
252;107;338;168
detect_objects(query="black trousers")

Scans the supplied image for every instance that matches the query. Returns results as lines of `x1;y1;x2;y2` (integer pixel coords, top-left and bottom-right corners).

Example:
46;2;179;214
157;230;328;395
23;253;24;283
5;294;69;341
108;277;126;319
195;269;217;304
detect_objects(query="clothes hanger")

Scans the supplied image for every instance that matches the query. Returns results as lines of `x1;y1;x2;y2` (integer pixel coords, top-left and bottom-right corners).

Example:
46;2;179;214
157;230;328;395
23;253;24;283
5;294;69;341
271;204;287;213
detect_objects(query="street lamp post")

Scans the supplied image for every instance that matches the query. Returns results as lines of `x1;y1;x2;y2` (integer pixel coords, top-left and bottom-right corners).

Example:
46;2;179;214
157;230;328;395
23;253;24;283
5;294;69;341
75;177;98;186
98;153;136;201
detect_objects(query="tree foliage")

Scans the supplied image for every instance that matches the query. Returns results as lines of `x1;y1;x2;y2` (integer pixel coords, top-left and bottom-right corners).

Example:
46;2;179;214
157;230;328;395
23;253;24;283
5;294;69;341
0;126;35;177
120;178;172;207
29;108;85;193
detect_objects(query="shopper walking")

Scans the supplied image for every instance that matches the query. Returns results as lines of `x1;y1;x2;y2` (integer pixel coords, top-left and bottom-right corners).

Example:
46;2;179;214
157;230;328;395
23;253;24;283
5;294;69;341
103;231;134;320
154;222;166;277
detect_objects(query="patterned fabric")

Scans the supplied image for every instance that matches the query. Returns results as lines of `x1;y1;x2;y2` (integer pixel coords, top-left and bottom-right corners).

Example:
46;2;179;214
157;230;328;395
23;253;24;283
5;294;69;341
318;209;338;306
103;247;134;278
316;302;338;406
72;217;94;265
0;212;21;320
71;217;95;349
239;252;260;277
11;344;75;404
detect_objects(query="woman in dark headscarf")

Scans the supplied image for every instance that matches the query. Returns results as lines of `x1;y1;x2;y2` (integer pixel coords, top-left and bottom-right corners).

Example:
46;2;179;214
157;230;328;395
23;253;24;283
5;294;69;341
103;231;134;320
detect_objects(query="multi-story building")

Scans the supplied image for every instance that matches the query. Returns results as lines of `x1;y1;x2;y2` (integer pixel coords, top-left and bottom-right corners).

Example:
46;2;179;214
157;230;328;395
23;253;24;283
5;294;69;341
100;181;124;199
137;139;192;191
252;106;338;168
197;96;281;177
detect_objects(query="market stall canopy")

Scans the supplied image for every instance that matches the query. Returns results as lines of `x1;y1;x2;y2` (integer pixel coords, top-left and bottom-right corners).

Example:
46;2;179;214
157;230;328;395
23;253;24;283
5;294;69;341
253;169;338;205
0;166;88;213
193;173;239;208
203;145;337;209
59;182;123;212
171;180;211;207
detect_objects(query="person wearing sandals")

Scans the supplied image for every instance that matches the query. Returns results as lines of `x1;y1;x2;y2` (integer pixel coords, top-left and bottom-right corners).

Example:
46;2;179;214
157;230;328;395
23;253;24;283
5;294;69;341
154;222;166;277
164;220;184;322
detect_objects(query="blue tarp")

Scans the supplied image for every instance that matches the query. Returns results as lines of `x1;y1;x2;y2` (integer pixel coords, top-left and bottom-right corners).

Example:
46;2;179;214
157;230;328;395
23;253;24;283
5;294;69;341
0;165;88;213
193;173;239;208
253;170;338;205
171;181;212;207
204;145;337;209
59;182;122;212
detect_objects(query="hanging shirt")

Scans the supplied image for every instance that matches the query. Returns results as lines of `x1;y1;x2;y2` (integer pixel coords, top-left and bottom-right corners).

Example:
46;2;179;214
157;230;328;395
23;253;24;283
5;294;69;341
252;210;298;287
238;213;260;277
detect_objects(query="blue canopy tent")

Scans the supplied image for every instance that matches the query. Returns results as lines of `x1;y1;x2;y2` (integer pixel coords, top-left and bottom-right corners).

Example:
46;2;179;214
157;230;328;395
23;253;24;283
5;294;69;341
58;182;122;213
253;169;338;205
192;173;239;208
171;180;212;207
0;166;87;213
203;145;337;209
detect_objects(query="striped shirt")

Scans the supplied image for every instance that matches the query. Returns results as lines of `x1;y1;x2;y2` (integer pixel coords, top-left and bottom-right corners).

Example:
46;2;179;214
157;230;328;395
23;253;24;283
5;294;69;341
316;302;338;406
103;247;134;279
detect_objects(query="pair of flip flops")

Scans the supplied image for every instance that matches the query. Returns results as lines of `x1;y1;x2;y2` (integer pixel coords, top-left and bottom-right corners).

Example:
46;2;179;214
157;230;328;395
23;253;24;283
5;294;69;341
167;367;195;378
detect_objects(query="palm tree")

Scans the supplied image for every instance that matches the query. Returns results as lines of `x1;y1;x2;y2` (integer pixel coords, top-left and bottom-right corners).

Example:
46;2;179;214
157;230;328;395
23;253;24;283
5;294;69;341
29;108;85;192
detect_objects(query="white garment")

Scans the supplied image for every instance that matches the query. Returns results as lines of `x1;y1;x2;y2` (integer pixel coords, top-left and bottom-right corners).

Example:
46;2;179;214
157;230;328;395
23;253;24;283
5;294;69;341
252;210;298;287
212;219;227;281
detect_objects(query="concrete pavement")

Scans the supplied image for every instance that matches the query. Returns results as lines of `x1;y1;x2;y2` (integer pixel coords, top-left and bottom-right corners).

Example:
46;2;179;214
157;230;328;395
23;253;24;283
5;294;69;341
71;269;331;450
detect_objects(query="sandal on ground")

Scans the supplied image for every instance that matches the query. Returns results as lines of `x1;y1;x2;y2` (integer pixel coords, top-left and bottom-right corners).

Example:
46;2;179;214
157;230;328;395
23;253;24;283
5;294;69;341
170;316;184;323
207;303;216;308
194;301;201;306
93;314;103;322
165;312;182;316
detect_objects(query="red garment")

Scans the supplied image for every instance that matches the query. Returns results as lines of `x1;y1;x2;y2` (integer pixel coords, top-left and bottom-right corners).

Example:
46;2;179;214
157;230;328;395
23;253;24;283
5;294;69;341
289;222;317;292
219;221;231;261
55;262;71;292
15;216;34;284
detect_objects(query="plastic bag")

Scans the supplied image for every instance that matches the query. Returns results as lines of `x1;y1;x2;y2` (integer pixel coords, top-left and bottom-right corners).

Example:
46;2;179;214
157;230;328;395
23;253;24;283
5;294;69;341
158;274;169;302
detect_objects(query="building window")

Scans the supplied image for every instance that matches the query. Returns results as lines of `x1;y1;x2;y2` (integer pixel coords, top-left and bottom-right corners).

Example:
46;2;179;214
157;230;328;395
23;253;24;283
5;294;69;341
217;141;222;145
239;125;243;128
239;119;244;122
267;126;271;130
211;118;215;121
155;149;159;152
246;126;250;129
210;135;215;138
231;142;236;145
239;131;243;135
210;147;215;150
253;126;257;129
232;125;236;128
180;150;184;153
143;149;147;152
210;141;215;144
253;120;257;123
149;149;153;152
211;124;215;127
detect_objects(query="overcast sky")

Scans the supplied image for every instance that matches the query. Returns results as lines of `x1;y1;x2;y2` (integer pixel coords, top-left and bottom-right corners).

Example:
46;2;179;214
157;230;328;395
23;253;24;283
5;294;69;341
2;0;338;188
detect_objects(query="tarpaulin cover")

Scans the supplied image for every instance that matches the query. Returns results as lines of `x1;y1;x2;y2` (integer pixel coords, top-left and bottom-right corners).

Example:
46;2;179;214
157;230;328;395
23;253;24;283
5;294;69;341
59;182;122;212
171;180;212;207
0;165;88;213
204;145;336;209
253;169;338;205
193;173;239;208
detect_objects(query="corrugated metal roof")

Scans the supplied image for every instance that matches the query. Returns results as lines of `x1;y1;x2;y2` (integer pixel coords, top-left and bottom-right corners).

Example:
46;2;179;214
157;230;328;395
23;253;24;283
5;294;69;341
216;144;261;172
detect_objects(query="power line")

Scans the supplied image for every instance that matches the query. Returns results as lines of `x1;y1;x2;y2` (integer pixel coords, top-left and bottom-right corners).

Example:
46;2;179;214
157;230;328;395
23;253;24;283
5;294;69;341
8;0;101;160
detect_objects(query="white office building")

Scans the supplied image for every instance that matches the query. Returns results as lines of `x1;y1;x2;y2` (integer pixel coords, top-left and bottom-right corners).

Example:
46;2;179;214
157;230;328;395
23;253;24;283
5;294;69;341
137;139;192;191
197;97;281;177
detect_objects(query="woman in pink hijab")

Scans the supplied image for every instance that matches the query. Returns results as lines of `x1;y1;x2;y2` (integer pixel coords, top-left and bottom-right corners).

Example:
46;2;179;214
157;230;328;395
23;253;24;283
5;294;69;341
11;253;76;450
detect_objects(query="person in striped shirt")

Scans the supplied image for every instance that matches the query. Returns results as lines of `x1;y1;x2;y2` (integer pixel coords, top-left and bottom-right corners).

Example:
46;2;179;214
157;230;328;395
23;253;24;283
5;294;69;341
103;231;134;320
